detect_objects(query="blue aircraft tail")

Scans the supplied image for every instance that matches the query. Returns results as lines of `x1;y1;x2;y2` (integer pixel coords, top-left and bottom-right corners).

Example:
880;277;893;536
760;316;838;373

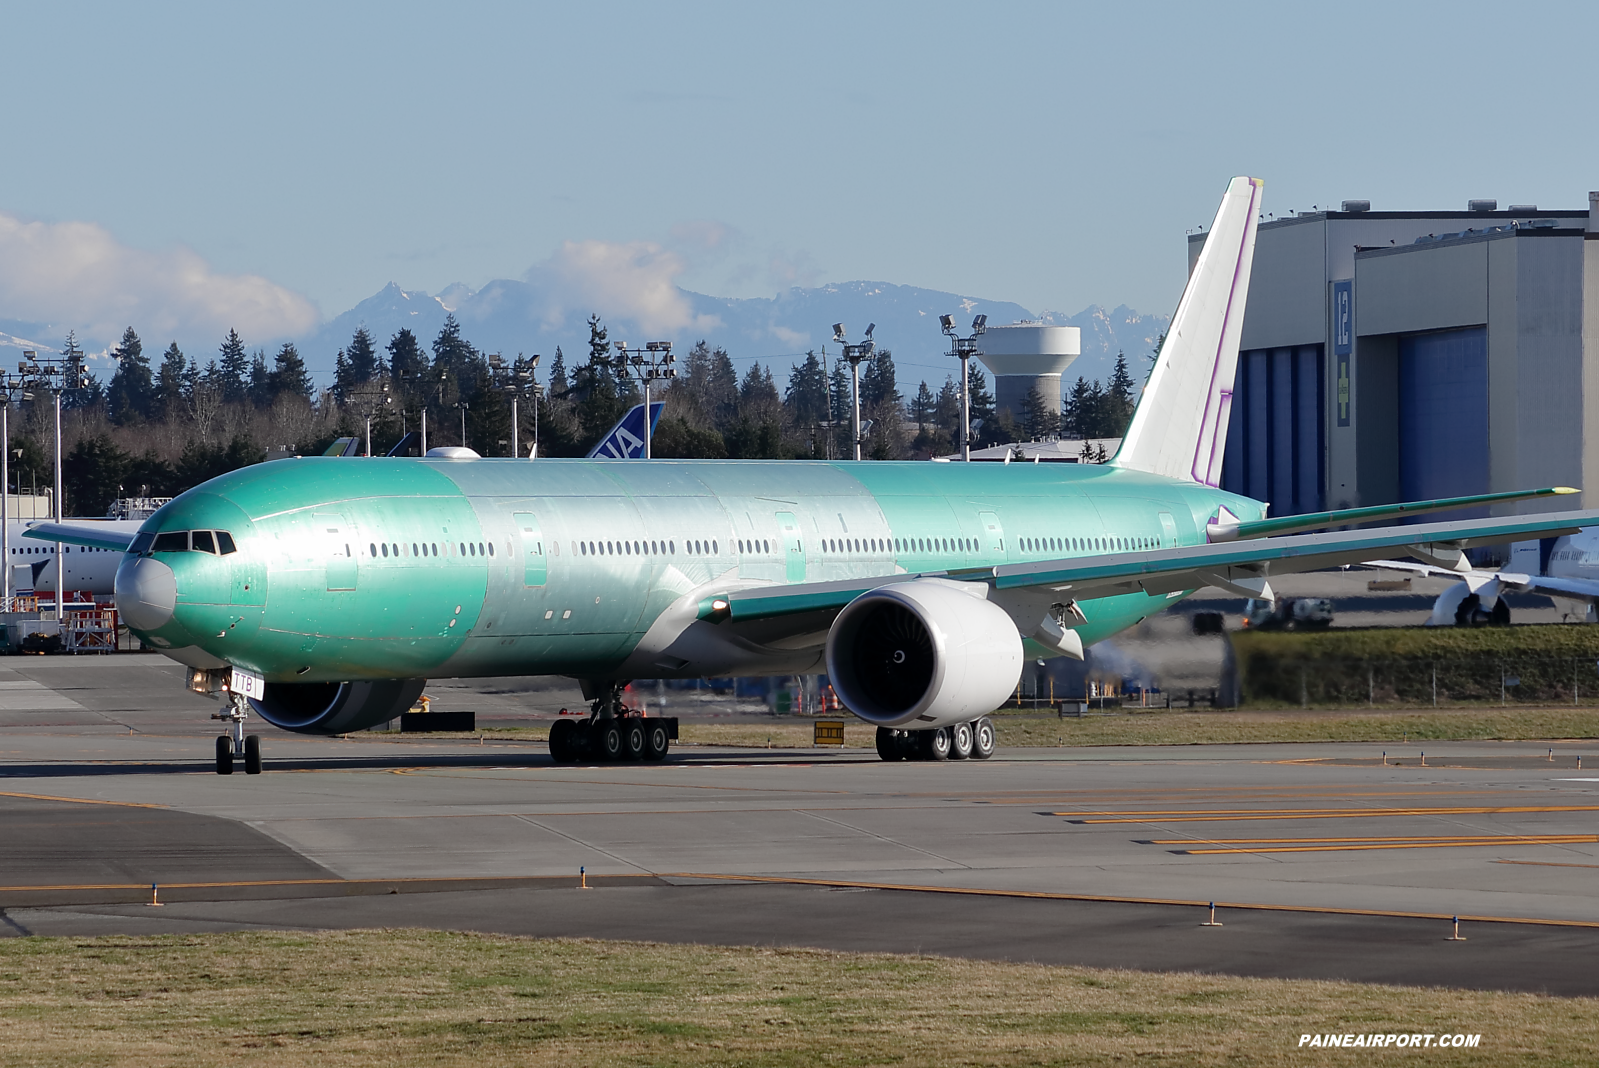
587;402;665;459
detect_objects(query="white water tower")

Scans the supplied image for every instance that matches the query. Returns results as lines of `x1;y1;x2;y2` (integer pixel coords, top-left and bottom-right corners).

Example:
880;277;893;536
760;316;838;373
975;323;1081;420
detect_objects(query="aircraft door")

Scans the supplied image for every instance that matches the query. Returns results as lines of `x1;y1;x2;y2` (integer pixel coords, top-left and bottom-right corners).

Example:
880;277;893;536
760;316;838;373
979;511;1006;555
776;511;806;583
316;513;357;591
514;512;547;587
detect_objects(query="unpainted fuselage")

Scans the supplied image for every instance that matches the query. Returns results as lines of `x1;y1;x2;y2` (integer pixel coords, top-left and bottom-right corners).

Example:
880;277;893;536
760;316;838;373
118;456;1263;683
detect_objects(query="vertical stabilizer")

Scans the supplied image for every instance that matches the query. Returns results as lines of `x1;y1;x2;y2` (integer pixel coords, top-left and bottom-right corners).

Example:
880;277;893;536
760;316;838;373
1112;176;1262;486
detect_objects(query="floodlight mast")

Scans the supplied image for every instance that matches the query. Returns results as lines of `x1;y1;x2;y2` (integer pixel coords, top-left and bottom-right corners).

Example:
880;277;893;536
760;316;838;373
20;345;87;619
612;341;676;458
488;353;541;457
942;314;986;461
832;323;876;461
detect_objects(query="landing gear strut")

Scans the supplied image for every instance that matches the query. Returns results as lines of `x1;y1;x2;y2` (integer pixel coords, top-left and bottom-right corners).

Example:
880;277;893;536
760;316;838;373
876;718;995;763
211;693;262;775
547;680;677;764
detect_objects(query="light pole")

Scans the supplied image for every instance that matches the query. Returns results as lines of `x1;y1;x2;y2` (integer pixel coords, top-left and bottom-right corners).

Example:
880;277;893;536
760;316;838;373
830;323;875;461
19;346;89;620
400;367;448;455
940;314;987;461
0;372;18;608
611;341;676;458
348;383;392;456
456;400;470;449
488;353;540;457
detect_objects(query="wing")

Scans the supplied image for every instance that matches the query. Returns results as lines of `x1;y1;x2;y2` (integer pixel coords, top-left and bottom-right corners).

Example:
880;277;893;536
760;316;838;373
698;509;1599;641
21;522;138;552
1364;557;1599;605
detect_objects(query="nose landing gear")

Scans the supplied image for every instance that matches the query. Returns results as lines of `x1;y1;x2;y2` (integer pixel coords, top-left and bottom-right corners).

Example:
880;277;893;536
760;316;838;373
211;693;262;775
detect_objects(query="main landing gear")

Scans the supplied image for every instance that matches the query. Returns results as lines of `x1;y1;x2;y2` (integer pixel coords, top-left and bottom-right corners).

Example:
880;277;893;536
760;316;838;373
211;693;262;775
876;718;996;762
548;680;678;765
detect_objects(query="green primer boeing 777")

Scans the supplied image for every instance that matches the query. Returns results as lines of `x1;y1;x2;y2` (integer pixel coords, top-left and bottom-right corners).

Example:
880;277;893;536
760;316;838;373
31;178;1597;770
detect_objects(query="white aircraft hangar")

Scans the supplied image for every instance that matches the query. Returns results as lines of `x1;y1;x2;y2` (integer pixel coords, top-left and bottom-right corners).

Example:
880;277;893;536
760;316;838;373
1189;191;1599;523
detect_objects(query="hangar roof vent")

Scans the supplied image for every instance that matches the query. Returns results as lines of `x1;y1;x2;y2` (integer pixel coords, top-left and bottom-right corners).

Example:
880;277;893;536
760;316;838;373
1467;198;1498;211
1340;199;1371;212
1508;204;1538;212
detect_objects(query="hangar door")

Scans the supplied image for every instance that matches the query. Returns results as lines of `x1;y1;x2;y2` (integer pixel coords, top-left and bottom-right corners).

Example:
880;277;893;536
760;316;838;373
1398;327;1488;514
1218;345;1324;516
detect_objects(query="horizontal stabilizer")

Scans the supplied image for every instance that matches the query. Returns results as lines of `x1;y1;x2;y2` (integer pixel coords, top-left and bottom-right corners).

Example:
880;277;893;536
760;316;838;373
1207;486;1579;542
22;523;137;551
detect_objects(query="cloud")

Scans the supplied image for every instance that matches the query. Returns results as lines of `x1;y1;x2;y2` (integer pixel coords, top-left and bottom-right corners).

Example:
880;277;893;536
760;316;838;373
525;239;720;336
0;211;319;344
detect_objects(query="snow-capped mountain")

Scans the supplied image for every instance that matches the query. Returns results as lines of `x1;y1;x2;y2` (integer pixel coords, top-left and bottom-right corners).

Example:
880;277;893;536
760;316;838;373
304;280;1169;389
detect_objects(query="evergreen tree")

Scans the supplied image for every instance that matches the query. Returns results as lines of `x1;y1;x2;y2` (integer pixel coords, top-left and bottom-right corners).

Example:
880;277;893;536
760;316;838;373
1085;380;1107;436
585;313;609;366
967;367;996;445
107;326;153;425
431;314;477;378
1063;376;1093;438
332;349;352;404
1105;350;1137;435
156;342;187;419
334;326;379;403
548;347;569;396
386;328;430;419
570;316;624;447
248;350;270;405
827;359;852;422
216;329;250;403
911;380;935;429
1020;386;1053;440
860;350;900;409
347;326;380;383
934;376;962;436
705;348;738;430
386;328;427;381
269;342;313;402
782;351;829;427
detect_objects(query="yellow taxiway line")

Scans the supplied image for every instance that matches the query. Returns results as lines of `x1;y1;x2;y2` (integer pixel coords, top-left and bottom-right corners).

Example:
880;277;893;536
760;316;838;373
1056;805;1599;823
0;789;166;809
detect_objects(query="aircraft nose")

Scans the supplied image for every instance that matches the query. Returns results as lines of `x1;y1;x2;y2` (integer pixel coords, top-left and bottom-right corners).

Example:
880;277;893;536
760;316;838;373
115;556;177;631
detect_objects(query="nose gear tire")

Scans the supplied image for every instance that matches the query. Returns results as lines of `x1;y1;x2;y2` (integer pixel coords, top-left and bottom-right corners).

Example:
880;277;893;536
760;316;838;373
215;735;234;775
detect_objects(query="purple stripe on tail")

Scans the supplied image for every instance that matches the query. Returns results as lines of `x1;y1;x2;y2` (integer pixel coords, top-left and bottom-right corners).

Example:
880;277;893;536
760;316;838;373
1189;179;1260;484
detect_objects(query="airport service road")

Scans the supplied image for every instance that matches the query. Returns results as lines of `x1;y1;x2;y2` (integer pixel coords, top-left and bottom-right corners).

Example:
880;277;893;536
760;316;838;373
6;656;1599;993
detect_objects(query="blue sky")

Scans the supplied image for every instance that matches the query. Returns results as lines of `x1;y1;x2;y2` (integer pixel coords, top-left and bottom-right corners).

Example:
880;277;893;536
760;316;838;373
2;0;1595;352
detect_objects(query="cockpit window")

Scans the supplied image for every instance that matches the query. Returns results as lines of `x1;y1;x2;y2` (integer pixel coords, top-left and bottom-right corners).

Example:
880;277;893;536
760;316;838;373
152;531;189;553
145;529;237;555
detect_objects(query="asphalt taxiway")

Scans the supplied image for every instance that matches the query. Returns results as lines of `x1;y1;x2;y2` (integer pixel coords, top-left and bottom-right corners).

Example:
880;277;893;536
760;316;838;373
5;655;1599;995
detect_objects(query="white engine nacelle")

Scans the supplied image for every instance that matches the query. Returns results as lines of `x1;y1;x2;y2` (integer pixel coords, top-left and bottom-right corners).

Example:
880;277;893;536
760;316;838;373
1428;582;1472;626
825;579;1023;729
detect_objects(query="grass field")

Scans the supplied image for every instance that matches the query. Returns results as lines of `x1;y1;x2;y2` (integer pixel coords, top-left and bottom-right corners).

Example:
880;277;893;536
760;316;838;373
367;705;1599;750
0;929;1590;1067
